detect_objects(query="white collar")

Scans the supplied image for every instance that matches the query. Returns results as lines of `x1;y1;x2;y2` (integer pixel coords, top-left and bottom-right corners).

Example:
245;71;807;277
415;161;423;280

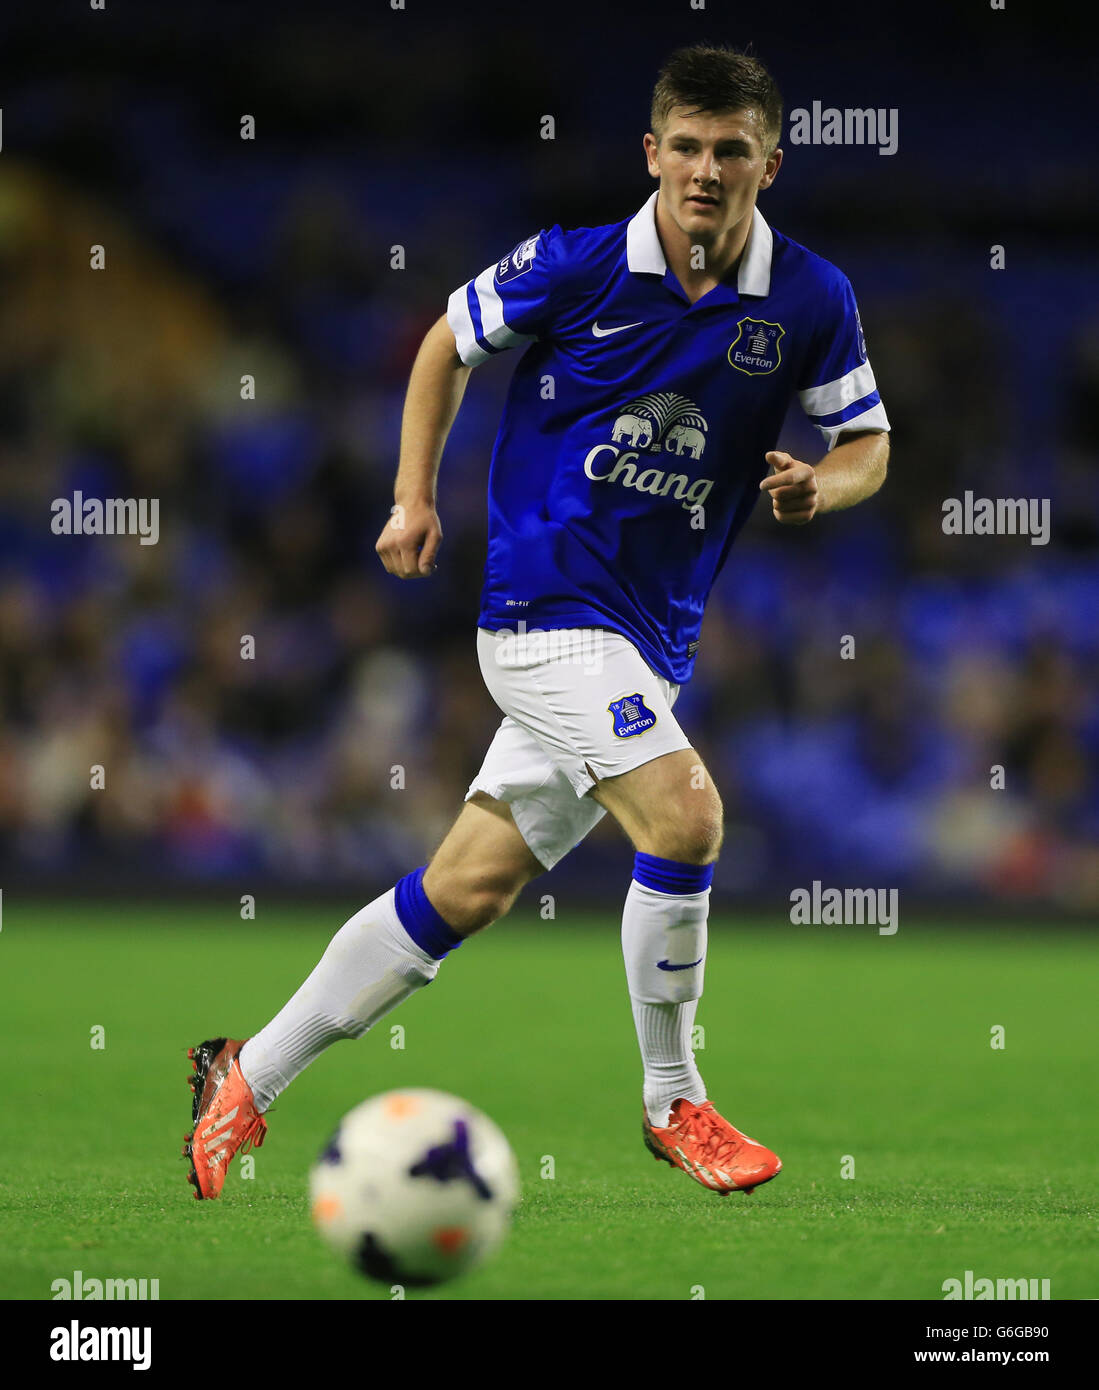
625;189;772;296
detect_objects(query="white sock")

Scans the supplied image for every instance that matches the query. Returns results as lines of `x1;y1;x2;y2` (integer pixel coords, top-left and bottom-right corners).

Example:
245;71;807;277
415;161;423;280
621;878;709;1128
631;999;706;1129
238;888;438;1112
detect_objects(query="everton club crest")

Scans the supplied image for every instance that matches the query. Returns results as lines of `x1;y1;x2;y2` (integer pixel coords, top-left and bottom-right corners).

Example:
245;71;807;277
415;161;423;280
608;693;657;739
727;317;785;375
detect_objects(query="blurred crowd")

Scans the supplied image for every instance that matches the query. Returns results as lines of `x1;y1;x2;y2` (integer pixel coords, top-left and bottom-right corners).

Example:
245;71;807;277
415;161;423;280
0;6;1095;908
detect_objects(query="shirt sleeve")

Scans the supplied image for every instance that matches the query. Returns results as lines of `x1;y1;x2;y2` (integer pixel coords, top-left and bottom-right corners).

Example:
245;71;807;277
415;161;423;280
797;272;890;451
447;226;564;367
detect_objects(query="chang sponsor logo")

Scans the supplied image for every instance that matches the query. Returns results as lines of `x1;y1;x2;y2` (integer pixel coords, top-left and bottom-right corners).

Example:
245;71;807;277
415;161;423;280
583;391;713;511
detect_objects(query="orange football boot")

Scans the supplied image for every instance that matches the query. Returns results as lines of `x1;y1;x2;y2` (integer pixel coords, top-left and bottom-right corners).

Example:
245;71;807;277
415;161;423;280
642;1099;782;1195
182;1037;267;1199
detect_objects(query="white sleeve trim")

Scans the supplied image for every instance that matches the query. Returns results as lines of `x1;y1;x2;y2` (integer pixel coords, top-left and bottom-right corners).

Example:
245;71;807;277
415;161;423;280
798;360;879;419
816;401;891;452
472;266;537;352
447;266;537;368
447;282;488;366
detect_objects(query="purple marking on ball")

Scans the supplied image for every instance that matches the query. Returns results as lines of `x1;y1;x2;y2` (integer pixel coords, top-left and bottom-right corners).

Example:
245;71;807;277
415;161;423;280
408;1118;493;1200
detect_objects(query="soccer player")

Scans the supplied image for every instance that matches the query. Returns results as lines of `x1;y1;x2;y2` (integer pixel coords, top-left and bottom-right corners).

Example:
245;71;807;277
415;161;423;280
184;43;889;1200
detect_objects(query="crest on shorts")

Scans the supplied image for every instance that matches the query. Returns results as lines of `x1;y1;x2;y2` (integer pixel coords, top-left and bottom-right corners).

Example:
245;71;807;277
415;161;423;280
608;692;657;739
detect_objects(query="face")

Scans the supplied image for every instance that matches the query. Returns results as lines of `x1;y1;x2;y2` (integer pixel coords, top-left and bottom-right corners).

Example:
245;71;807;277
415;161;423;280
643;105;782;242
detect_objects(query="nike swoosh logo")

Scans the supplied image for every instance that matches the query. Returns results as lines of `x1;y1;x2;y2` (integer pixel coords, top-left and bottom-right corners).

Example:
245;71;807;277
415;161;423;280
592;320;643;337
656;957;704;971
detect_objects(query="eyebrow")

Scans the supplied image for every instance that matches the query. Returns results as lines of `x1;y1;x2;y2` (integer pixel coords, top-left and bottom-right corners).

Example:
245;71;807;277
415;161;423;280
667;133;754;150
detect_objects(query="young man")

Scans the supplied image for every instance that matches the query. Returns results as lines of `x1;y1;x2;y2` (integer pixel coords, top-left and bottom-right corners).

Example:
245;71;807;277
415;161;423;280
184;44;889;1200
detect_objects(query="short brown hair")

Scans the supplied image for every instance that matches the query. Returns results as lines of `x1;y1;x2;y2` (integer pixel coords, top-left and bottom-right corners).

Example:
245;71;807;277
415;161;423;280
650;44;783;156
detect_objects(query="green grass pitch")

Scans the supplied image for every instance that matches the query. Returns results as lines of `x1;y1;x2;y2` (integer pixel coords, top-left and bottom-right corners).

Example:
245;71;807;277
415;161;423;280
0;902;1094;1301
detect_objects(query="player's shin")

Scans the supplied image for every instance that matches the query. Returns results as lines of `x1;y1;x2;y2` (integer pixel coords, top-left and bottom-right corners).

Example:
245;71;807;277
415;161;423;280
238;866;462;1112
621;853;711;1129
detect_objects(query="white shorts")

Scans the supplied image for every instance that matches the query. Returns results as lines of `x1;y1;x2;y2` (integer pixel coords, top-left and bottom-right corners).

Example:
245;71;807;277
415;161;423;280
465;626;692;870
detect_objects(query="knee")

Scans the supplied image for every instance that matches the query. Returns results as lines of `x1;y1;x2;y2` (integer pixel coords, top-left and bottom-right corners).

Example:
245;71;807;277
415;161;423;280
645;787;724;865
424;862;529;933
457;879;520;931
664;814;723;866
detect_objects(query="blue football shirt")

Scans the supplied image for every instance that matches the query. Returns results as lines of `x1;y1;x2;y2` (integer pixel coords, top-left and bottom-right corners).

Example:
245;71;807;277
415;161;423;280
447;190;890;683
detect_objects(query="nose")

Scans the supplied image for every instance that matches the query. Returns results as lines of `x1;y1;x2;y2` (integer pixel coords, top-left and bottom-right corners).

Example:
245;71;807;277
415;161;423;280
694;153;720;183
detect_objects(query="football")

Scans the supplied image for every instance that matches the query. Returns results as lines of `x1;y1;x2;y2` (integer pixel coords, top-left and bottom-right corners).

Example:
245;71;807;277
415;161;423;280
309;1088;521;1287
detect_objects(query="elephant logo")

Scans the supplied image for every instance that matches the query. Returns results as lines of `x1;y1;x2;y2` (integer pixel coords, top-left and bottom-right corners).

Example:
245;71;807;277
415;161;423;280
612;412;656;449
608;392;709;456
727;317;785;375
663;424;706;459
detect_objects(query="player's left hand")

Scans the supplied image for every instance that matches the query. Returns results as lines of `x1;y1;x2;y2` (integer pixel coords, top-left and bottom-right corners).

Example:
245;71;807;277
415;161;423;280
759;451;821;524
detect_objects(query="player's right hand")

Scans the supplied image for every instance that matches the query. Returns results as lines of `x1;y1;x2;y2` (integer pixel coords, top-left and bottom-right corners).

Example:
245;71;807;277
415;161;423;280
375;499;443;578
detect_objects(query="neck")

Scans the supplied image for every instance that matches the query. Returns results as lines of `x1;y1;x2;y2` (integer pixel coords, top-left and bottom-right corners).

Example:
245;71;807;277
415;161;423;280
654;191;754;287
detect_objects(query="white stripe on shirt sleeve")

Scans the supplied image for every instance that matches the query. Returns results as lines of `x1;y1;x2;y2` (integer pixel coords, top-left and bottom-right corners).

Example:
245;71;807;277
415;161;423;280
472;266;536;352
798;360;880;419
447;268;538;367
815;401;891;452
447;283;488;366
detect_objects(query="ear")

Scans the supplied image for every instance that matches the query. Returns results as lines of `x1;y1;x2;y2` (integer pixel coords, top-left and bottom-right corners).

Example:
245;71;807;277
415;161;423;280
758;146;783;191
643;132;661;179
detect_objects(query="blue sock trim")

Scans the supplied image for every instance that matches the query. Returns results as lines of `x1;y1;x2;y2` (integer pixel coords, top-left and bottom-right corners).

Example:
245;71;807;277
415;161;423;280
633;852;714;896
394;866;463;959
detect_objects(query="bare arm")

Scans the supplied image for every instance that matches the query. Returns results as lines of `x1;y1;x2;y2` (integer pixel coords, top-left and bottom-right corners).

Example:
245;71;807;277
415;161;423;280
375;313;473;577
760;430;890;524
